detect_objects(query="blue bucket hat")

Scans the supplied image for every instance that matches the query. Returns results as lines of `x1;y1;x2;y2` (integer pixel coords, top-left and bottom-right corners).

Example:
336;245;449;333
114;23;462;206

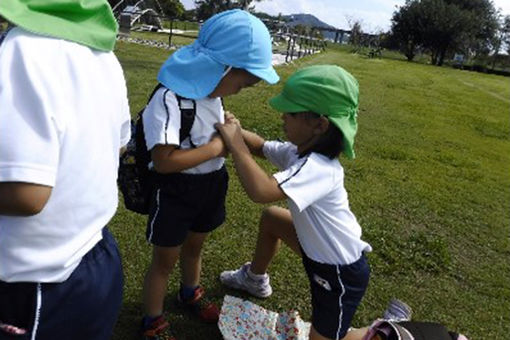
157;9;279;99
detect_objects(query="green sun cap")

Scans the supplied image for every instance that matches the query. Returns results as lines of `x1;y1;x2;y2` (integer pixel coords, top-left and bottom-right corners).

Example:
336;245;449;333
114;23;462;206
0;0;118;51
269;65;359;159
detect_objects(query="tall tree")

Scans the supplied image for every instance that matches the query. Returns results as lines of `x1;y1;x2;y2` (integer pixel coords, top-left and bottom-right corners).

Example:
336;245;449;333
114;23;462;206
159;0;185;17
390;0;499;66
195;0;262;21
390;0;423;61
505;16;510;55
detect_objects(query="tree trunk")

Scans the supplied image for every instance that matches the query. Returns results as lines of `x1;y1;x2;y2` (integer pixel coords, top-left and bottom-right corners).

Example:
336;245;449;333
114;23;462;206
437;49;446;66
431;50;438;65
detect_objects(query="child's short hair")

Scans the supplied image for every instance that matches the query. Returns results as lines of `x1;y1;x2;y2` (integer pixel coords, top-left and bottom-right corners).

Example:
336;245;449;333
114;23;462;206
269;65;359;159
297;112;345;160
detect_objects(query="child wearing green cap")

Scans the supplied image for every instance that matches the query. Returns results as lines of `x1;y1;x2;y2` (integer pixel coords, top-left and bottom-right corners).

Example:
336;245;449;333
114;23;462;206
0;1;129;340
215;65;371;340
139;9;279;340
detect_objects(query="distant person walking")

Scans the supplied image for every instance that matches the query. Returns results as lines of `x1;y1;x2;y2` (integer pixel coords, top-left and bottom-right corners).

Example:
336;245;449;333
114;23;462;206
0;1;130;339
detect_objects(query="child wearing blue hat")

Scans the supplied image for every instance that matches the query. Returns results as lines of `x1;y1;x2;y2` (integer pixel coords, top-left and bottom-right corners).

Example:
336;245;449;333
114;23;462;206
139;9;279;340
215;65;371;340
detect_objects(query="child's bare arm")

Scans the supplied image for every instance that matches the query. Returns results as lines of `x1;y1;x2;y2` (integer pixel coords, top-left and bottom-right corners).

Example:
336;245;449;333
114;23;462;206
240;128;265;158
151;134;227;173
225;111;265;158
0;182;52;216
215;121;285;203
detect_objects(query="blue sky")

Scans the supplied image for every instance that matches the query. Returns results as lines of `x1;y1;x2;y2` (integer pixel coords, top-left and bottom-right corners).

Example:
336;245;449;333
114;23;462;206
180;0;510;33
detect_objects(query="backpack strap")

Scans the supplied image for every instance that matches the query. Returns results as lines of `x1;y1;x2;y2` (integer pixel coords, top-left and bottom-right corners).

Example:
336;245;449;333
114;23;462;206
141;83;197;148
175;94;197;147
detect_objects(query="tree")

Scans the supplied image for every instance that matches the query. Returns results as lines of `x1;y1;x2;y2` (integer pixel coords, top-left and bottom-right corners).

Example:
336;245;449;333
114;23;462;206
503;15;510;55
159;0;185;18
389;0;500;66
390;1;423;61
345;17;364;53
194;0;263;21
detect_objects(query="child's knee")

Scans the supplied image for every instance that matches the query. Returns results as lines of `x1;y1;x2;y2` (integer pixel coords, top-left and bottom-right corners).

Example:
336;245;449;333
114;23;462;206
261;206;286;222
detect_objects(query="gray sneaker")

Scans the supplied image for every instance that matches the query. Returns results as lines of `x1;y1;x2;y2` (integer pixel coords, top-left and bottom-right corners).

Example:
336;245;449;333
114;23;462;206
220;262;272;298
382;298;413;322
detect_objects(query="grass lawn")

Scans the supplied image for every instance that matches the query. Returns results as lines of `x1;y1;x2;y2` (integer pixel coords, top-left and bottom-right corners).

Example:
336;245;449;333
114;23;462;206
110;41;510;339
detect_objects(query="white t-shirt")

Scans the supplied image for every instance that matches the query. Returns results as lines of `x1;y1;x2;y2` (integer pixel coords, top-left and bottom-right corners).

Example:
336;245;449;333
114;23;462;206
264;141;372;265
143;87;225;174
0;28;131;282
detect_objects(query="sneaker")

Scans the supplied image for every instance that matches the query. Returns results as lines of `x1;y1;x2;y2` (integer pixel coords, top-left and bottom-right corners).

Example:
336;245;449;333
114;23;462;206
219;262;272;298
176;286;219;323
382;298;413;322
140;315;176;340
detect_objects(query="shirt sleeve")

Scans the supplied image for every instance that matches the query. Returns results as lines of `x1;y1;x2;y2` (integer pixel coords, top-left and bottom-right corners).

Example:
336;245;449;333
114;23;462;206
142;88;181;151
119;90;131;147
262;140;297;170
0;33;60;186
273;156;336;211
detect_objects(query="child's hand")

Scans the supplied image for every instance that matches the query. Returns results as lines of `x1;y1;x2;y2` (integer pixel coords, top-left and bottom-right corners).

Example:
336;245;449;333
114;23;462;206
215;121;244;150
210;133;229;157
225;111;241;127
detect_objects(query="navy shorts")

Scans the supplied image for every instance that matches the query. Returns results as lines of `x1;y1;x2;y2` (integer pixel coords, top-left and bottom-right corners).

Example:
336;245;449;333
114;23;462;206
302;252;370;340
0;228;123;340
147;166;228;247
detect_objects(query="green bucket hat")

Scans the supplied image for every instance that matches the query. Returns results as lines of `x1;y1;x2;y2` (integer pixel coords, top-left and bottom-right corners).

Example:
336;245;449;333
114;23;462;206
0;0;118;51
269;65;359;159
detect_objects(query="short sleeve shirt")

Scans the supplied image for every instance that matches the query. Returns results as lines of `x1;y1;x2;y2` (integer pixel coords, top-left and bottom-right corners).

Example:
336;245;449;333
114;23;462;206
142;87;225;174
263;141;372;265
0;28;131;282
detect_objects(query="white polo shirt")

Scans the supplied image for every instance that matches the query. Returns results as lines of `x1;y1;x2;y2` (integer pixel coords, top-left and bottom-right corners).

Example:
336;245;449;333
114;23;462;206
263;141;372;265
0;28;131;282
143;87;225;174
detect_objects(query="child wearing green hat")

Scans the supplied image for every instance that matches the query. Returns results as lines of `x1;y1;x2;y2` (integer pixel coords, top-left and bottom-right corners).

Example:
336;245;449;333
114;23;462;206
0;1;129;340
139;9;279;340
215;64;371;340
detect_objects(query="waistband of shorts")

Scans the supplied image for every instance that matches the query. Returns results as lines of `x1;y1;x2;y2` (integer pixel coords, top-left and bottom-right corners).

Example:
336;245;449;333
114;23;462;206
153;165;226;183
301;247;368;268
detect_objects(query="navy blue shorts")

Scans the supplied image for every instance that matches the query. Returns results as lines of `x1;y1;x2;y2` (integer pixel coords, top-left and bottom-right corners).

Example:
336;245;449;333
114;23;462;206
302;252;370;340
147;166;228;247
0;228;123;340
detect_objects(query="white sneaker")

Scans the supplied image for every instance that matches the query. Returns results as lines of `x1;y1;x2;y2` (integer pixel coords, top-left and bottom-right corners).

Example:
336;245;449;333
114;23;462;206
220;262;273;298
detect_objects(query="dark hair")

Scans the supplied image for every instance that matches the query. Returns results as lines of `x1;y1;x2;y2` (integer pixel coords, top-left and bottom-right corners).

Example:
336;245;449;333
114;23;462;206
298;112;345;159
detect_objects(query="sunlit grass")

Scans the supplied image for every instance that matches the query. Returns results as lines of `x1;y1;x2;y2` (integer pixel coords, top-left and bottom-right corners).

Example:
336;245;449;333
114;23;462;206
111;41;510;339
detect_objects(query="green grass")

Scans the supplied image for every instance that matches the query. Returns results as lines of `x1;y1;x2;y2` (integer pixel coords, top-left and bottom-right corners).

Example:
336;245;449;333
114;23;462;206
111;41;510;339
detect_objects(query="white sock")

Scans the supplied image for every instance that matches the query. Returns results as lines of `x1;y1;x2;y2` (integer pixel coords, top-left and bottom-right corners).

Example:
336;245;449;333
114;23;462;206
247;266;267;280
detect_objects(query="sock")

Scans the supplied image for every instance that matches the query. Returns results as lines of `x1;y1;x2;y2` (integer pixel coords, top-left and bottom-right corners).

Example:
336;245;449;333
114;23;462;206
179;284;199;300
247;266;267;280
142;315;161;329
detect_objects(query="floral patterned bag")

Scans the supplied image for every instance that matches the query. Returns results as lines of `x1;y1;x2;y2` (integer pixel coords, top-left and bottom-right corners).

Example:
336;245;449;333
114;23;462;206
218;295;311;340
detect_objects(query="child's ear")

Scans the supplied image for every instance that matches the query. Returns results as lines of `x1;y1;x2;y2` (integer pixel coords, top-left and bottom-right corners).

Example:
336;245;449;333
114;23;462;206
313;116;329;135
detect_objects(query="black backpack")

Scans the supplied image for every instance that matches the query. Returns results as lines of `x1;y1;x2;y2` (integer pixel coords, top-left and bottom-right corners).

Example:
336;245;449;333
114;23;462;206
118;84;196;214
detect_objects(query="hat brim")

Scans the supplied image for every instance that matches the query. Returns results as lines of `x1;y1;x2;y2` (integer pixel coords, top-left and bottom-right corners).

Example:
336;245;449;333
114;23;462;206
157;45;224;99
247;66;280;85
269;93;309;113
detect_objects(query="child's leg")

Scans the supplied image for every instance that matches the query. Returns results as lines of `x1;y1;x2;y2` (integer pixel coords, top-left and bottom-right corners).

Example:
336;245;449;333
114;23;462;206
250;206;301;274
219;206;299;298
143;245;181;317
179;230;208;287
